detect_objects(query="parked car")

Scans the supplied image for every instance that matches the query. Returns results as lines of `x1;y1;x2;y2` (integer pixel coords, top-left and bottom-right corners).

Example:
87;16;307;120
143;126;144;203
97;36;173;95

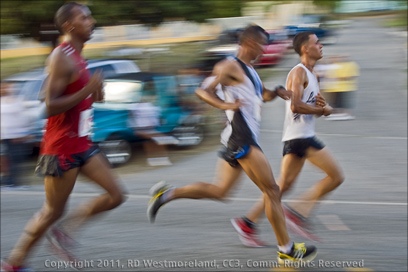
3;68;48;149
254;29;291;67
92;72;205;165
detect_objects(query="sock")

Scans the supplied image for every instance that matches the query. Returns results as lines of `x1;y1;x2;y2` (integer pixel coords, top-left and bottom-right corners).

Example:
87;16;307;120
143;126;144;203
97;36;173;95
242;216;256;229
278;241;294;254
161;188;174;203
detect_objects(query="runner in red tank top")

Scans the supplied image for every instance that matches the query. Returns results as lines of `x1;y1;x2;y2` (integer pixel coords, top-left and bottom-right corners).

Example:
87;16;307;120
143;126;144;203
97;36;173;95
41;40;93;155
2;3;126;271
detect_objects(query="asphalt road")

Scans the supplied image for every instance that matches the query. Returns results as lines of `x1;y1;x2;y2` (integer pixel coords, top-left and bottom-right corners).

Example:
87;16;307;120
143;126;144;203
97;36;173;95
1;16;407;272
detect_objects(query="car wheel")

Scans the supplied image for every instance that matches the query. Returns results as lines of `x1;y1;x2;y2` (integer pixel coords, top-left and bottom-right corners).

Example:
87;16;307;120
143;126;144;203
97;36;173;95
173;125;204;146
99;136;132;166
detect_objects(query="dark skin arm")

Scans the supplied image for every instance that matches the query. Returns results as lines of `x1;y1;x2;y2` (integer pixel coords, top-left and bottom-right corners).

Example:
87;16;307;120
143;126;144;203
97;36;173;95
286;66;332;116
262;85;291;102
195;59;241;111
44;48;103;117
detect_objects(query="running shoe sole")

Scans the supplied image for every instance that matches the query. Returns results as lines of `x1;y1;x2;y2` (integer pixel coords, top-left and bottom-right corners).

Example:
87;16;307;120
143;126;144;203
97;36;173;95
277;248;317;265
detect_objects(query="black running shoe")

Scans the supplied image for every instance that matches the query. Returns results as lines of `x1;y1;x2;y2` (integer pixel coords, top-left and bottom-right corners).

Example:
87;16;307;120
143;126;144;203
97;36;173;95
147;181;171;223
277;242;317;265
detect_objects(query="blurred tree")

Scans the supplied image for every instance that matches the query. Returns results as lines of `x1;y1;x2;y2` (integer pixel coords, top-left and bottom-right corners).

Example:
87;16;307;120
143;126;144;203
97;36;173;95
1;0;63;35
312;0;341;13
1;0;63;47
1;0;243;36
90;0;242;25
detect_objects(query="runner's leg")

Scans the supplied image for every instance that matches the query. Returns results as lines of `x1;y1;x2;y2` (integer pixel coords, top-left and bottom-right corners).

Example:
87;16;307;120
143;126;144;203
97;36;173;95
61;153;125;231
170;159;243;200
290;147;344;217
6;168;79;266
237;146;290;246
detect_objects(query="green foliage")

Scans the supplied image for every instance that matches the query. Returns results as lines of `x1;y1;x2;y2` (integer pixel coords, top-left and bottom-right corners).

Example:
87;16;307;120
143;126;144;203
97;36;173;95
1;0;243;36
312;0;341;13
1;0;63;36
91;0;242;26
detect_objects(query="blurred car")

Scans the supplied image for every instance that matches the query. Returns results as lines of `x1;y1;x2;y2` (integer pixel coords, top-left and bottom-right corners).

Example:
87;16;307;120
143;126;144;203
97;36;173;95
3;68;48;150
197;28;290;71
3;59;141;152
4;59;141;105
92;72;205;165
284;14;337;44
196;49;236;76
254;29;291;67
195;27;243;73
87;59;140;76
216;28;243;45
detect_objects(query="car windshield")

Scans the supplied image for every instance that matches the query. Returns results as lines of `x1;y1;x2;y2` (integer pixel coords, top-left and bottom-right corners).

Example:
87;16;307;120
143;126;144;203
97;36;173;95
23;80;44;100
103;81;143;103
6;79;43;101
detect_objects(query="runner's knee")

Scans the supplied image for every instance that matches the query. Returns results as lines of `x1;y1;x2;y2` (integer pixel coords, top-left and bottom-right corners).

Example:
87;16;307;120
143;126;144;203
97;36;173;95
215;190;229;201
108;189;126;209
201;182;230;200
40;204;66;224
278;178;295;194
262;184;281;201
332;172;345;187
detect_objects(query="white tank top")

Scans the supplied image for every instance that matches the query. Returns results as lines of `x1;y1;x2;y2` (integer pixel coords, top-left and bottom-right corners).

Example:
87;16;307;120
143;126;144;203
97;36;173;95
282;63;319;141
200;59;263;147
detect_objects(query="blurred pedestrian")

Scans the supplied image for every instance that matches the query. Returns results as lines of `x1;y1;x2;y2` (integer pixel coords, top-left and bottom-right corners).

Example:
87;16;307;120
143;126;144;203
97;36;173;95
1;2;126;271
0;82;33;189
129;102;176;166
322;55;360;120
177;67;205;112
147;24;317;264
231;31;345;246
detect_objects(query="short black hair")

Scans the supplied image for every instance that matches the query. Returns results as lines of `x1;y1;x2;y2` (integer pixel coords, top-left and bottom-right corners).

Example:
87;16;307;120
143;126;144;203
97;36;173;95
239;24;269;45
54;2;84;34
293;31;315;56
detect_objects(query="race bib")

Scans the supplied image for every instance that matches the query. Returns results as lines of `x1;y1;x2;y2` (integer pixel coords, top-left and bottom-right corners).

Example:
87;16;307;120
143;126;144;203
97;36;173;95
78;108;94;137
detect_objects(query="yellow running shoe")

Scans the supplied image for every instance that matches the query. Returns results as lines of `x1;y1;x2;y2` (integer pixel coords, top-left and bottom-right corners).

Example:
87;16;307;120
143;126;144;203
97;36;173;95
277;242;317;265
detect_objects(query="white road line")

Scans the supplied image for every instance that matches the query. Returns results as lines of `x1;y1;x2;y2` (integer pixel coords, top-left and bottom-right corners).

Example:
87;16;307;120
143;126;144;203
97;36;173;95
260;129;407;140
231;197;407;206
1;191;407;206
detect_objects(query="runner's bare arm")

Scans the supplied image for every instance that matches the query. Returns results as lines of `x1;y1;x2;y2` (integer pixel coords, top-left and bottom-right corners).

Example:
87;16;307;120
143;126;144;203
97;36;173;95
287;67;328;115
263;85;291;102
195;60;241;111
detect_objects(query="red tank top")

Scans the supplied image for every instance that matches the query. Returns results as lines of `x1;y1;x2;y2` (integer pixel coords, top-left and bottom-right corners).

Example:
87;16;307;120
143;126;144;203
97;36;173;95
41;42;93;155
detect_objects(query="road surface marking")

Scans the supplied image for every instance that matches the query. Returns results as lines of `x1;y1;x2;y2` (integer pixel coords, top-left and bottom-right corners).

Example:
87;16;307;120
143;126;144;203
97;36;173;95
1;190;407;206
261;129;407;140
317;214;350;231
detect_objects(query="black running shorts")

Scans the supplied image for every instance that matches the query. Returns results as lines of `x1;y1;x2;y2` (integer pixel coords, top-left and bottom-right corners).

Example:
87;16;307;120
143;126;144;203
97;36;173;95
282;137;325;158
35;145;102;177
